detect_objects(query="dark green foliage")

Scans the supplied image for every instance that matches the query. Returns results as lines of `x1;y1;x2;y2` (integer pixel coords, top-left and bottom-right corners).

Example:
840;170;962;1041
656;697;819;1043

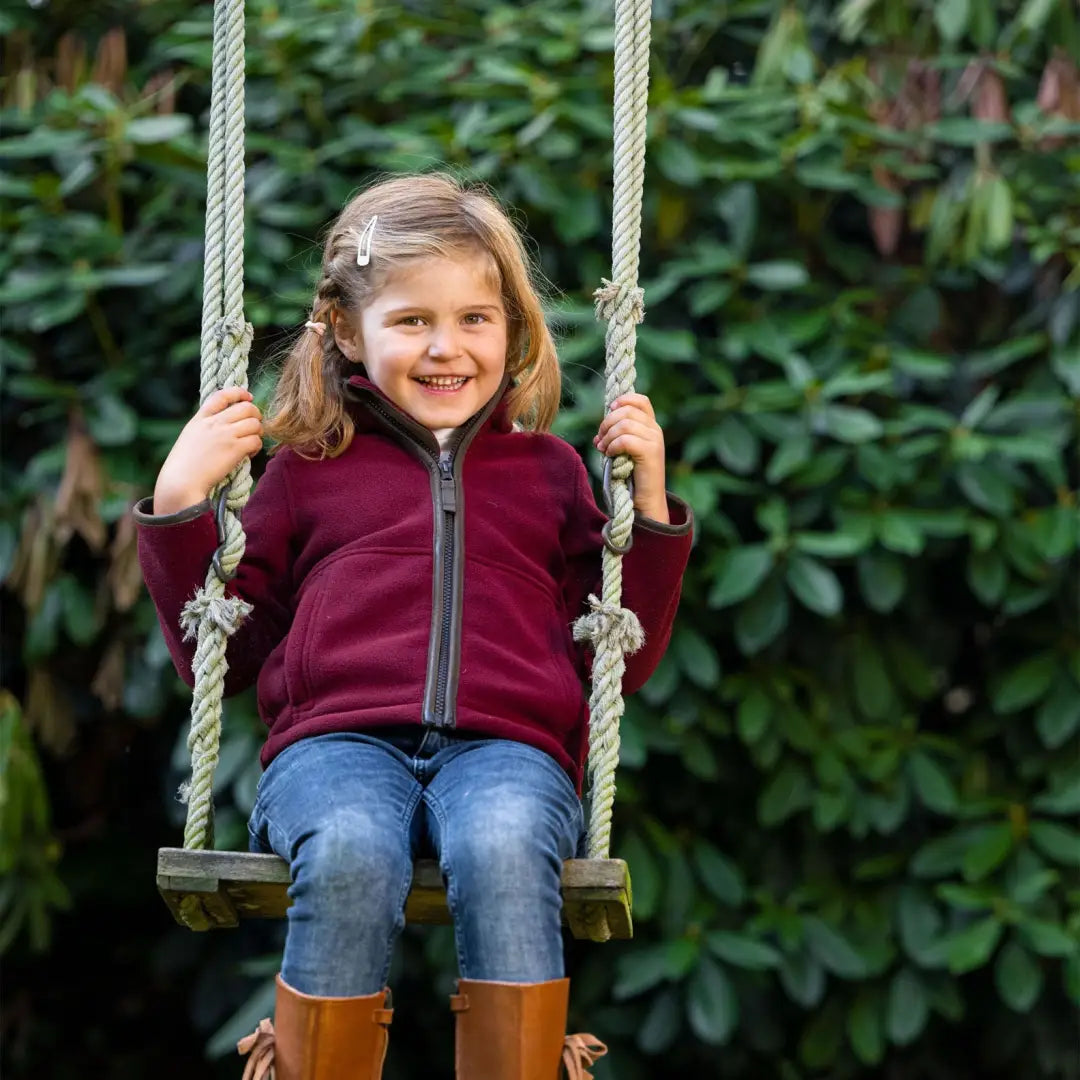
1;1;1078;1077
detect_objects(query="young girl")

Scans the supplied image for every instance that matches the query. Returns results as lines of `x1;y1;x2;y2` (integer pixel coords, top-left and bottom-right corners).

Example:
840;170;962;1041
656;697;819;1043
136;173;692;1080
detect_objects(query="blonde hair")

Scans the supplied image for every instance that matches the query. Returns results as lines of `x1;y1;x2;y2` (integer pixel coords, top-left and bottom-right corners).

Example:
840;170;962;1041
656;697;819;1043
264;173;561;457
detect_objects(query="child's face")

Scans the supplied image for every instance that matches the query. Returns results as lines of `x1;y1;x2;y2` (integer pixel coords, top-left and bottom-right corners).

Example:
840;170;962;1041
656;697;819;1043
337;253;508;433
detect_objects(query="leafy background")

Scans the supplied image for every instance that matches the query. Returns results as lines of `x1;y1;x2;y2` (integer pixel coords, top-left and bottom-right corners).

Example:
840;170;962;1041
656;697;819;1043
1;1;1078;1077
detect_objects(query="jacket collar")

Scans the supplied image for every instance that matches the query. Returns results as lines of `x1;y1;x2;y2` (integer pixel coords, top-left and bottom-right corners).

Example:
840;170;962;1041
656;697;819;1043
343;372;515;437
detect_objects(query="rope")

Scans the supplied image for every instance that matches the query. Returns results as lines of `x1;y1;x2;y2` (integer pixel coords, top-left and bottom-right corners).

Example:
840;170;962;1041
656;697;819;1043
179;0;253;859
572;0;653;881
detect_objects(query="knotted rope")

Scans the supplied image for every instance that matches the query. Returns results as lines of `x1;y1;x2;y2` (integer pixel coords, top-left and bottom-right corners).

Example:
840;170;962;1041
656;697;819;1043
177;0;253;870
572;0;653;880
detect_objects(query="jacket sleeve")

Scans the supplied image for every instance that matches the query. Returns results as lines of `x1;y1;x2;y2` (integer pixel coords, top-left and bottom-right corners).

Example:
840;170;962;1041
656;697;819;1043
134;450;296;695
562;454;693;693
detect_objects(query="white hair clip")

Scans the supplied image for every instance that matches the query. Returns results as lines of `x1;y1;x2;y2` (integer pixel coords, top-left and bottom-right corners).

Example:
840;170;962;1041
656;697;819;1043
304;320;326;336
357;215;378;267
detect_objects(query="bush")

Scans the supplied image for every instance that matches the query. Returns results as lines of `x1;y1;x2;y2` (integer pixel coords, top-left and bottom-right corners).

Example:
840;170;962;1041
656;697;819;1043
1;2;1077;1076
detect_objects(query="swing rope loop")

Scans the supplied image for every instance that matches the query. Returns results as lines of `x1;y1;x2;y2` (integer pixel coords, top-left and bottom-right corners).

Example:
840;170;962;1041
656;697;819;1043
572;0;653;888
178;0;253;862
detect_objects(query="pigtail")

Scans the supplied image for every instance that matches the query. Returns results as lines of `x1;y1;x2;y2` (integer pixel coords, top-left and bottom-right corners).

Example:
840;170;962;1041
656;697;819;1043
264;290;356;458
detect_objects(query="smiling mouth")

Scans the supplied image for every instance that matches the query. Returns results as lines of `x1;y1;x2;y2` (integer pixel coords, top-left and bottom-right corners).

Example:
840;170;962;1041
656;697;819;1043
414;375;470;391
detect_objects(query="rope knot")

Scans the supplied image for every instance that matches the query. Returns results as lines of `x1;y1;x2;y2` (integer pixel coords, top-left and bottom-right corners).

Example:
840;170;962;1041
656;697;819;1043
215;313;252;349
572;595;645;654
180;589;254;642
593;278;645;325
238;1017;276;1080
562;1033;608;1080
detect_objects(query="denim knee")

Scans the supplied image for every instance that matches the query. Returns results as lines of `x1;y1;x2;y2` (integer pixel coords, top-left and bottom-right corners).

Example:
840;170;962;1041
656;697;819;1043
291;810;410;913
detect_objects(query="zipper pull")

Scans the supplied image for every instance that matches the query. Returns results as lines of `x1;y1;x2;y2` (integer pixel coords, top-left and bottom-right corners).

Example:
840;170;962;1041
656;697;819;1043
438;458;457;513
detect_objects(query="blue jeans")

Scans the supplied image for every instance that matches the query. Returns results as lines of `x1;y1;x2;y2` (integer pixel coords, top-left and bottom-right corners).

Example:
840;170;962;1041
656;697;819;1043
248;730;585;996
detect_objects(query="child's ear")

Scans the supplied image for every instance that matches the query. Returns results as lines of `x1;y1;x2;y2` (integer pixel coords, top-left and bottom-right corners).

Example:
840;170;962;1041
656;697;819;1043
331;310;363;365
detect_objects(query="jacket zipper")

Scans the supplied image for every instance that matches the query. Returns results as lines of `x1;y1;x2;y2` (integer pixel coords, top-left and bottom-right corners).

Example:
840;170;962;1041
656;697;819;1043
354;383;506;728
433;454;456;722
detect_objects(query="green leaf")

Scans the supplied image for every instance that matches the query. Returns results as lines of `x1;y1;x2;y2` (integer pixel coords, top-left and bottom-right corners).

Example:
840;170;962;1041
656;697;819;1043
934;0;970;42
708;545;774;608
736;686;772;744
637;986;681;1055
947;916;1003;974
706;930;782;970
823;405;883;443
990;654;1058;714
714;415;760;475
1035;679;1080;750
886;968;929;1044
857;551;906;613
1032;769;1080;816
961;821;1014;881
621;832;660;922
967;549;1008;605
995;940;1044;1012
853;637;893;720
674;627;720;689
766;434;813;483
86;394;138;447
613;944;677;999
956;462;1014;516
734;575;789;656
1029;821;1080;867
799;999;846;1069
793;530;868;558
746;261;808;291
125;114;193;143
877;512;925;555
686;957;739;1045
912;829;973;878
758;761;812;826
692;842;746;907
803;916;868;979
897;886;945;964
847;990;884;1065
779;950;826;1007
1018;0;1058;32
1018;919;1079;958
785;553;843;617
908;752;959;815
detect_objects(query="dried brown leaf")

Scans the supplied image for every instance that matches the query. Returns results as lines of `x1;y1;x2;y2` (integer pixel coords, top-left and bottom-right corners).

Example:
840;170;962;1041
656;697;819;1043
90;641;126;712
107;513;143;612
25;667;76;758
55;417;107;553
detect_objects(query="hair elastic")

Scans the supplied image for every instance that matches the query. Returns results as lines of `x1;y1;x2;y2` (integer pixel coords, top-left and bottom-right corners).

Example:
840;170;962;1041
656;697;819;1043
304;320;326;336
356;215;378;267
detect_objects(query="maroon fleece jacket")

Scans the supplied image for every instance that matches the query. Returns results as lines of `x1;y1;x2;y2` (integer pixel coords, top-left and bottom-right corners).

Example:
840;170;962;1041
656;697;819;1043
136;377;693;787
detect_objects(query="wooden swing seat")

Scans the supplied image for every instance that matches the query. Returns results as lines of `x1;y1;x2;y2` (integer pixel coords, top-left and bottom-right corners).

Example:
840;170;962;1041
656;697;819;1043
157;849;632;940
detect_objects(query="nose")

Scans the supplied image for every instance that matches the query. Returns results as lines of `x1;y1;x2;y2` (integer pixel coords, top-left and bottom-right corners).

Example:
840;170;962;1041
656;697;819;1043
427;323;462;358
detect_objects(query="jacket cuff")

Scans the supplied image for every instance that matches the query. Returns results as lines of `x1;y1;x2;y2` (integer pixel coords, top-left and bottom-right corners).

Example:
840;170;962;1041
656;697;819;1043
634;493;694;537
132;496;212;526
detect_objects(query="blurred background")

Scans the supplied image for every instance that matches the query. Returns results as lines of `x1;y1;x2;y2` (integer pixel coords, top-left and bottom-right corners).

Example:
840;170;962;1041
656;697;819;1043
1;1;1078;1077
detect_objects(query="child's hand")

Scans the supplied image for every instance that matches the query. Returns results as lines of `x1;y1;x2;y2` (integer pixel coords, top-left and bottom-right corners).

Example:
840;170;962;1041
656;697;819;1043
593;393;669;524
153;388;263;514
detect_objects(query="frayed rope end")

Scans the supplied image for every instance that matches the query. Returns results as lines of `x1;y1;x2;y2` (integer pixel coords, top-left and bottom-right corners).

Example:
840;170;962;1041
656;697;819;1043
180;590;254;642
572;595;645;654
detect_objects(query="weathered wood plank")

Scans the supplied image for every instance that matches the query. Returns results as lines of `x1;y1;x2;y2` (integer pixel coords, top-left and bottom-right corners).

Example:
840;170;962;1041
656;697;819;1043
156;850;632;939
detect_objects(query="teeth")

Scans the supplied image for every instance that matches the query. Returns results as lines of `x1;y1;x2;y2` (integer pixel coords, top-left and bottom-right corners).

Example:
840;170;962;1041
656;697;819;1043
417;376;468;388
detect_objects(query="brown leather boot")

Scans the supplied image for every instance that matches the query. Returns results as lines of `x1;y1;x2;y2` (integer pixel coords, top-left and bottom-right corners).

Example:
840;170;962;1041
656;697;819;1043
451;978;607;1079
238;973;393;1080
